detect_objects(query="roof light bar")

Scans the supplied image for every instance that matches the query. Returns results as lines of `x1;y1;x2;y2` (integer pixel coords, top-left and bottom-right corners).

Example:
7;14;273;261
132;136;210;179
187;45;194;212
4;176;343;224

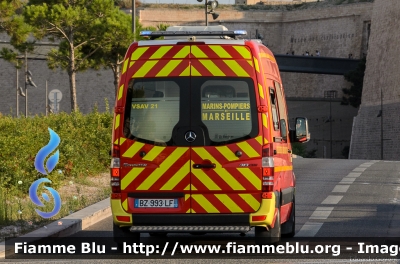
140;30;247;39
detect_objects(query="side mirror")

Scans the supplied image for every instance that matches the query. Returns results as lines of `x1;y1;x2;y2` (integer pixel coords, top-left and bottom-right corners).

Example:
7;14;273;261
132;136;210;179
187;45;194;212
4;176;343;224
290;117;310;143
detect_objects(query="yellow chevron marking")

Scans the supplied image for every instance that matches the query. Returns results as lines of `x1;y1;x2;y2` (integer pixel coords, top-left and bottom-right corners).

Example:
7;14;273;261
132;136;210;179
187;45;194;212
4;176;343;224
191;184;197;191
262;113;268;128
215;194;243;213
247;60;253;68
174;46;190;58
156;60;182;77
133;60;158;78
121;167;145;190
254;57;260;73
150;46;173;59
237;141;259;158
129;61;135;68
264;137;269;144
122;141;145;158
137;148;188;190
191;46;208;58
255;135;263;145
233;46;251;59
237;168;261;189
192;209;196;213
191;65;202;76
118;84;124;100
258;83;264;99
260;52;276;62
122;59;129;74
180;65;190;76
192;195;219;213
143;146;165;161
192;169;221;190
119;138;126;145
199;60;225;76
115;114;120;130
184;184;190;191
223;60;249;77
275;165;293;172
161;160;190;190
186;209;191;213
215;146;239;161
114;139;118;145
185;194;190;201
192;148;245;190
239;194;260;211
209;45;232;58
122;198;128;211
131;47;149;61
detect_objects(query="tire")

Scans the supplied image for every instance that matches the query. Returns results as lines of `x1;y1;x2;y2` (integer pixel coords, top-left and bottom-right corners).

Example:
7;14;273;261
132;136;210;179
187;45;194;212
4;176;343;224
281;197;295;238
255;208;281;245
113;224;140;250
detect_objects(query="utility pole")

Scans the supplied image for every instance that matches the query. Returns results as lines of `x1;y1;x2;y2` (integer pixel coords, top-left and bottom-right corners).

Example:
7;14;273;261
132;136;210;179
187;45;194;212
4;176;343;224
380;88;383;160
132;0;136;41
16;63;19;118
205;0;208;26
25;51;28;117
324;90;337;159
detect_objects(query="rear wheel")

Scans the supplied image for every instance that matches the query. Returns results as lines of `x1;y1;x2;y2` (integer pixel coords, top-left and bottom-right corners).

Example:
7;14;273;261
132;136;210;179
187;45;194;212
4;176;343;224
113;224;140;250
255;208;281;245
281;197;295;238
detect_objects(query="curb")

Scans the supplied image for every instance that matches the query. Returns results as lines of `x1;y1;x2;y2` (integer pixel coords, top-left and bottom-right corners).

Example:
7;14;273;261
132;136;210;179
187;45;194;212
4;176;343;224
0;198;111;259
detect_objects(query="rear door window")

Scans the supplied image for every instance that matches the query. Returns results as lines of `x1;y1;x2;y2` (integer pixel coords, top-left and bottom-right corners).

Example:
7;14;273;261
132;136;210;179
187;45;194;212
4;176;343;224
192;77;258;145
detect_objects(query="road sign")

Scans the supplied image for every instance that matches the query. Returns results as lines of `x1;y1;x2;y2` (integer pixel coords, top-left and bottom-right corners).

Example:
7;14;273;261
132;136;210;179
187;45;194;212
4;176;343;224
48;89;62;103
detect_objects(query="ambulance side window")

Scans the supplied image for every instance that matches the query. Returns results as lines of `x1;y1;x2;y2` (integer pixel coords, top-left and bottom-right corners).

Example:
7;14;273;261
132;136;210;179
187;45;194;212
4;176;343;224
269;87;279;131
274;81;288;141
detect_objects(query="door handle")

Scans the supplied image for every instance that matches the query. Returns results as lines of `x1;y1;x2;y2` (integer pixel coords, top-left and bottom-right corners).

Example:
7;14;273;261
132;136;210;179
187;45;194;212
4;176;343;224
193;164;216;169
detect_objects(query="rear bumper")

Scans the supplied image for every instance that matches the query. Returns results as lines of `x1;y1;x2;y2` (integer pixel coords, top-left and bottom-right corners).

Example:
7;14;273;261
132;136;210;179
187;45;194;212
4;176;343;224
111;192;276;229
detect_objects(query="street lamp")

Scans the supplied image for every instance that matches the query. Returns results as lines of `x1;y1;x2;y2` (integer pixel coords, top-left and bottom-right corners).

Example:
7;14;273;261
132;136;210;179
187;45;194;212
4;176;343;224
324;90;337;159
197;0;219;26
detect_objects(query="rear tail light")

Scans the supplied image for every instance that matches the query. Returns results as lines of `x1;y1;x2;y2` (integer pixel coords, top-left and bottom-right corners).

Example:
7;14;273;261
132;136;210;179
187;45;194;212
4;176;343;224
262;145;274;192
112;144;120;157
110;158;121;193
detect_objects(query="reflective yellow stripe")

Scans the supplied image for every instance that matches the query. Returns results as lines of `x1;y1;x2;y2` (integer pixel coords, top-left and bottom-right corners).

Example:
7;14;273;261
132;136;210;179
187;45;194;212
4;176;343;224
156;60;182;77
184;184;190;191
137;148;188;190
143;146;165;161
260;52;276;62
122;141;145;158
119;138;126;145
174;46;190;58
114;139;118;144
192;169;221;190
254;57;260;73
160;160;190;190
223;60;249;77
185;194;190;201
264;137;269;144
233;46;251;59
118;84;124;100
133;60;158;78
129;61;135;68
115;114;120;130
255;135;263;145
150;46;172;59
239;194;260;211
192;195;219;213
191;184;197;191
215;194;243;213
131;47;149;60
275;165;293;172
236;141;259;158
237;168;261;189
180;65;190;76
262;113;268;128
209;45;232;58
199;60;225;76
121;168;145;190
191;65;202;76
186;209;191;213
122;198;128;211
192;209;196;213
122;59;129;74
258;83;264;99
191;46;208;58
215;146;239;161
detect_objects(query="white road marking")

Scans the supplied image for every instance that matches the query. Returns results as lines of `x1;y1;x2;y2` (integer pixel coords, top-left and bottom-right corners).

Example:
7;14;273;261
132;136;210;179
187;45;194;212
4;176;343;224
347;172;362;177
321;195;343;204
352;167;367;172
339;177;357;184
295;222;323;237
309;207;334;220
332;185;350;192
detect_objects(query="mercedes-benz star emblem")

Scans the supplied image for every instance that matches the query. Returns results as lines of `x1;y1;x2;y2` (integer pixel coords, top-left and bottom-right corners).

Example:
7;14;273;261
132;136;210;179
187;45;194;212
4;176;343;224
184;131;196;143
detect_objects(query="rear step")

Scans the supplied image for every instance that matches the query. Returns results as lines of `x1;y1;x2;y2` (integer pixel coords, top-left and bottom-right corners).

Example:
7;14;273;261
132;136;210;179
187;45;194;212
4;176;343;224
130;226;251;233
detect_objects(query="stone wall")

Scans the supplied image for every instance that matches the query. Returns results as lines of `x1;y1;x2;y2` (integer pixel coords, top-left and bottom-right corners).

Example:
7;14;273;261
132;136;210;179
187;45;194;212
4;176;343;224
349;0;400;160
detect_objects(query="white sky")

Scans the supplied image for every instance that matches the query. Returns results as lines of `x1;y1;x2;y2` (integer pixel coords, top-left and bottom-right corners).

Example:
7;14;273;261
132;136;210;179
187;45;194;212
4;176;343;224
141;0;235;5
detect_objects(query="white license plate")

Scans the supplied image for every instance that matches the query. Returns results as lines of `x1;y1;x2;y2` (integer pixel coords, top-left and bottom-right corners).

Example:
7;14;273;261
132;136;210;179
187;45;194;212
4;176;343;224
134;199;178;208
